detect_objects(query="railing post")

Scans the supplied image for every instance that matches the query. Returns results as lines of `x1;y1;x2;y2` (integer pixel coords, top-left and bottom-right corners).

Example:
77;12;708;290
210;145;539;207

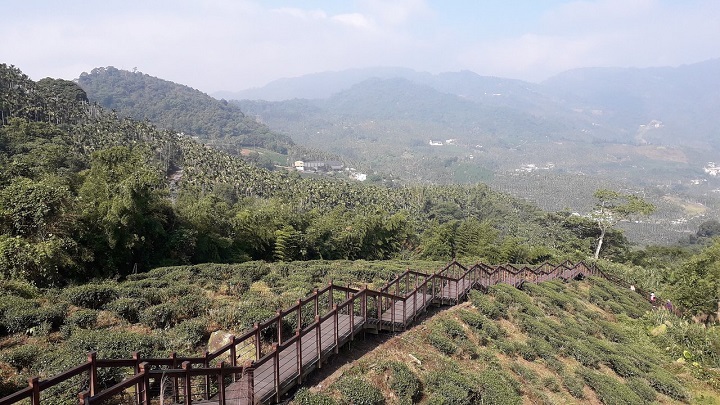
246;364;255;404
254;323;261;361
204;351;211;400
333;304;339;353
29;376;40;405
314;289;319;316
229;335;237;382
182;361;192;405
171;352;179;404
276;310;283;345
328;281;334;311
349;295;355;339
297;299;302;331
315;315;322;367
140;362;151;405
133;352;141;405
87;352;97;397
362;287;367;321
296;329;303;383
78;390;90;405
273;343;280;402
218;361;226;404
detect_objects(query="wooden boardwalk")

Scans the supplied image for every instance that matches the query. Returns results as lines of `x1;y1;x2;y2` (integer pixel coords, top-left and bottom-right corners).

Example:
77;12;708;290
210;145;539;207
0;261;605;405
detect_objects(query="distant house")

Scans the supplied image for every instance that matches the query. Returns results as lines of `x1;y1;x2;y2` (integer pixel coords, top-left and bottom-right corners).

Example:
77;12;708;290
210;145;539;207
429;140;443;146
304;161;327;171
294;161;305;171
327;161;344;171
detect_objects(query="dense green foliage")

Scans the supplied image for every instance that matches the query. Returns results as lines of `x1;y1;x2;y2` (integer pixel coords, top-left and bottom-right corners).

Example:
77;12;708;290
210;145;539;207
77;66;293;154
0;63;617;287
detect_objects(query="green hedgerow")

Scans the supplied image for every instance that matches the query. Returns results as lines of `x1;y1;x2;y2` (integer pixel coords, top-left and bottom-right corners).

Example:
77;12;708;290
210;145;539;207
644;367;688;401
293;387;337;405
427;330;458;356
61;283;119;309
333;376;384;405
561;372;585;399
0;344;40;371
426;369;479;405
104;297;149;323
378;361;420;405
168;318;209;352
1;301;66;334
626;377;656;404
477;369;522;405
579;368;643;405
64;309;98;329
510;362;538;383
468;291;502;320
139;302;176;329
606;354;640;378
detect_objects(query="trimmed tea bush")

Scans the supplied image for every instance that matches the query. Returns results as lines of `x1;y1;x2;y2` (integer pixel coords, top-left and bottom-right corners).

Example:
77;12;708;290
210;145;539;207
626;377;656;404
579;368;643;405
62;284;119;309
0;344;40;371
644;367;688;401
378;361;420;405
104;297;149;323
64;309;98;329
293;387;337;405
334;376;384;405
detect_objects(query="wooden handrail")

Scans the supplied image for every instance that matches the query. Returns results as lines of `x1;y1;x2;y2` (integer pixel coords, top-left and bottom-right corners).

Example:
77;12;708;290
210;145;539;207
1;260;620;405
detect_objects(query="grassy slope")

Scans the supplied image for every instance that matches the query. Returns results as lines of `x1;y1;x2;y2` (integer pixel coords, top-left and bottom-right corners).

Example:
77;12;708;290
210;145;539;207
1;263;719;404
293;277;720;405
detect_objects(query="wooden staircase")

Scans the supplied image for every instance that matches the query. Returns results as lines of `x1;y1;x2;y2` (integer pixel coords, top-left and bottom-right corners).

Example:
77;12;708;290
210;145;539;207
0;261;605;405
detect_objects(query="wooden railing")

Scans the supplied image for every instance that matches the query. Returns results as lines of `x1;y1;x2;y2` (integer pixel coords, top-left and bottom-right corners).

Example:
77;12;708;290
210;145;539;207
0;261;605;405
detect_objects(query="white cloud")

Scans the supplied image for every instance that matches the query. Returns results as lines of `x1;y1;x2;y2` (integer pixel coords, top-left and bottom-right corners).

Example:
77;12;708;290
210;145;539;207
1;0;718;92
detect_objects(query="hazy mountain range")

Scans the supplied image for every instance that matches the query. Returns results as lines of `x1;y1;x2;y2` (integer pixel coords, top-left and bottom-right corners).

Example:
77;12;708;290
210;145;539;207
78;59;720;244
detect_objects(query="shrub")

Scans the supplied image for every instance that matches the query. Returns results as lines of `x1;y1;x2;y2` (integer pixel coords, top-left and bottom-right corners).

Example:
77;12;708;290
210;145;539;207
579;368;643;405
378;361;420;405
104;297;149;323
1;301;66;334
168;318;209;351
626;377;656;404
62;284;119;309
426;369;479;405
469;291;502;319
476;369;522;405
644;367;688;401
567;341;601;368
491;284;543;317
561;372;585;399
0;280;39;298
427;330;457;356
607;354;640;378
293;387;337;405
510;362;538;383
334;376;383;405
0;344;40;371
139;302;176;329
64;309;98;329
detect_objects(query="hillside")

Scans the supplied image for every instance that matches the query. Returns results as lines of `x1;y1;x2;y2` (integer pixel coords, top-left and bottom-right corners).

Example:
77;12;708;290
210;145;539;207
77;66;294;154
231;61;720;245
3;63;619;286
2;261;717;404
293;276;720;404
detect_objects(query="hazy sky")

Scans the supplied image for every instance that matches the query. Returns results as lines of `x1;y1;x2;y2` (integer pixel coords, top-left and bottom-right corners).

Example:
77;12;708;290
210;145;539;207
4;0;720;94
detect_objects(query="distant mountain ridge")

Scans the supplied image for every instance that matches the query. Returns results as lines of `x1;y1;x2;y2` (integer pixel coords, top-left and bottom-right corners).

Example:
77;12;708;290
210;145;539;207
78;67;294;153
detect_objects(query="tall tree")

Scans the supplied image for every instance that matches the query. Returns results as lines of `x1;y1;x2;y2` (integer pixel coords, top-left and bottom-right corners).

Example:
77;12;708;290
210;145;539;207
590;189;655;259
